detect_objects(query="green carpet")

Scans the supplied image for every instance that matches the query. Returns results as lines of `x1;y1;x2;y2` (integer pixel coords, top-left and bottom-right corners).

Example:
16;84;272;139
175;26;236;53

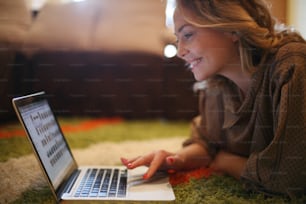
0;117;304;204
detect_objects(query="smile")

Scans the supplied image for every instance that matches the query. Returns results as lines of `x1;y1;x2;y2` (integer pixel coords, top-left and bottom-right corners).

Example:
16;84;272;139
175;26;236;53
188;58;202;70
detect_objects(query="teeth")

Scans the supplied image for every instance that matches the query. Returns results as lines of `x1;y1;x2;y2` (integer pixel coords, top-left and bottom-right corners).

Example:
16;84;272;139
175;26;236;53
189;59;200;69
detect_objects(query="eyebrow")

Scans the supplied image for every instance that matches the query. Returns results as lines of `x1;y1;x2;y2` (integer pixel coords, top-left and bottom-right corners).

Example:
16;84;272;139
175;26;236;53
175;24;189;36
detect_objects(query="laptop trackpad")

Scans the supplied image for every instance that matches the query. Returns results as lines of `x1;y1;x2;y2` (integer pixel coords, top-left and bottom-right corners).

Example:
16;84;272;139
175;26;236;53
127;166;175;201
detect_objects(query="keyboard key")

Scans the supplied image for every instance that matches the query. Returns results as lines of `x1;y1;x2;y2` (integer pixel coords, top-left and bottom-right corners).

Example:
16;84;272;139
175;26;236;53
74;168;127;198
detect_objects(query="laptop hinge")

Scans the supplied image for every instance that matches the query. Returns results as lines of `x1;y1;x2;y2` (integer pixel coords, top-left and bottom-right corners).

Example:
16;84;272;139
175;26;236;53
58;169;81;198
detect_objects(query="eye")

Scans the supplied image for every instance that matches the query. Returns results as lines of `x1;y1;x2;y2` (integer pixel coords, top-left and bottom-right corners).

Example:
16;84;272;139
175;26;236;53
175;31;194;45
183;32;193;39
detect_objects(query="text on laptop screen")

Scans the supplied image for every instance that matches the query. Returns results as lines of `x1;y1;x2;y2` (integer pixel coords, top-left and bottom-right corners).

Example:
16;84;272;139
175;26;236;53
19;99;74;189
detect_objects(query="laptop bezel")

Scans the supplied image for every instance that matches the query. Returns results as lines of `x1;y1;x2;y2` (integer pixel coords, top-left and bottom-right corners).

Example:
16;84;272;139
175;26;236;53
12;91;79;203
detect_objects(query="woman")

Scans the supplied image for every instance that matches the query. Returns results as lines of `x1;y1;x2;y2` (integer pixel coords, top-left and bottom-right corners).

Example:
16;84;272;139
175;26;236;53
121;0;306;198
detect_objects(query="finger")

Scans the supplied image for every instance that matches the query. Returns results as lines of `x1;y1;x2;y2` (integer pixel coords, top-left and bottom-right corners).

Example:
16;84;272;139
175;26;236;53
120;156;141;167
129;153;154;169
144;151;169;179
120;157;129;165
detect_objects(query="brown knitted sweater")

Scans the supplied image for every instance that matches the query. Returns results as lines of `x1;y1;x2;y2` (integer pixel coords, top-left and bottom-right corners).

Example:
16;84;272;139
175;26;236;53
184;42;306;198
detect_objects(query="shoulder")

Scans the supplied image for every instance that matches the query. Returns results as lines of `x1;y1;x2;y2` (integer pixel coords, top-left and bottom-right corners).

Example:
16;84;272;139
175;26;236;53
267;42;306;83
273;41;306;63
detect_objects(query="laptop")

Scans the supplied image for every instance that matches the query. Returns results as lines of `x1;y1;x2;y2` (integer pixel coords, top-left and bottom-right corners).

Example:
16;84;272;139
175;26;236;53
12;91;175;203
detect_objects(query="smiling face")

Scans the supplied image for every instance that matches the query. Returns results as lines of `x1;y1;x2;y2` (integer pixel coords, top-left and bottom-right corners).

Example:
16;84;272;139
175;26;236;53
174;8;241;81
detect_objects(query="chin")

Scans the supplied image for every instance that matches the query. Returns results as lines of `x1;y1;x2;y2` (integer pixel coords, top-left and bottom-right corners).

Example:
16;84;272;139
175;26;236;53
193;73;209;81
194;76;205;82
192;67;211;81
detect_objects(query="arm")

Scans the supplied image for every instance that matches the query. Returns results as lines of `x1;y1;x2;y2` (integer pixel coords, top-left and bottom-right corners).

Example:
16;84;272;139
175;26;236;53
209;150;247;179
173;143;212;170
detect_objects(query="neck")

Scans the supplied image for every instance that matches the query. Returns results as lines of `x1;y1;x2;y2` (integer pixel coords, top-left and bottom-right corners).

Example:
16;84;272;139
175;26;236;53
220;69;252;96
232;73;251;96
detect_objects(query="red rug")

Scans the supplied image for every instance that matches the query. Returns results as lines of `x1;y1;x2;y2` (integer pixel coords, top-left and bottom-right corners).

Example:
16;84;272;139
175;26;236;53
0;117;123;139
169;167;214;186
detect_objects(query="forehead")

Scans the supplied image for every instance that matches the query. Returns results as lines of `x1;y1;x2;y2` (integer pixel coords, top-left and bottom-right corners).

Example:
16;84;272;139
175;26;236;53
173;7;190;23
173;8;190;32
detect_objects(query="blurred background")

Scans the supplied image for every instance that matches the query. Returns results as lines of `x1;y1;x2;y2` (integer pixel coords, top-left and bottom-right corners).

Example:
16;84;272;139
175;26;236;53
1;0;305;123
25;0;306;36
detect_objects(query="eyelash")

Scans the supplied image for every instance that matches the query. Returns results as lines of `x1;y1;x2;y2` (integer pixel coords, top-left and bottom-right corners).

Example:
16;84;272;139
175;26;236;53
175;32;193;45
184;33;193;39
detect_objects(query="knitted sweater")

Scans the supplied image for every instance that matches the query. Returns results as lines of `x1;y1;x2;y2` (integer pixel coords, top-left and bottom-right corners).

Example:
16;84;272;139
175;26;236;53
184;42;306;198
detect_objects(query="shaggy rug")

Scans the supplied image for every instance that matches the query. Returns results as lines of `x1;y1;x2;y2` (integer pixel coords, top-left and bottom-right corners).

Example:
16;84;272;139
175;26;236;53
0;117;303;204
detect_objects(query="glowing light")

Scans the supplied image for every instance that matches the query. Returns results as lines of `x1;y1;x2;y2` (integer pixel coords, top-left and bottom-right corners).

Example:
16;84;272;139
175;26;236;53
164;44;177;58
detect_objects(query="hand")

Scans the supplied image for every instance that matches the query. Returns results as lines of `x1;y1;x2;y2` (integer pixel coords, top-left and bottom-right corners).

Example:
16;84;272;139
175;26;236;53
209;150;247;179
121;150;185;179
121;143;211;180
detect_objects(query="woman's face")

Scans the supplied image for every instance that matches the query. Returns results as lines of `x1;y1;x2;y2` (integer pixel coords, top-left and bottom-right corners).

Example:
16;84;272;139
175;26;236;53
174;8;241;81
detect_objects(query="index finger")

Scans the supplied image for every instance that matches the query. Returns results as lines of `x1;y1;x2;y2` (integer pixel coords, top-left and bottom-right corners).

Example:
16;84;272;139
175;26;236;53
127;153;155;169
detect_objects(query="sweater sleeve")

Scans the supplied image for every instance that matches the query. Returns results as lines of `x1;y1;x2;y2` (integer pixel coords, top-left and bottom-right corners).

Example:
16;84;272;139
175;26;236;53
183;77;231;158
183;90;218;158
241;43;306;198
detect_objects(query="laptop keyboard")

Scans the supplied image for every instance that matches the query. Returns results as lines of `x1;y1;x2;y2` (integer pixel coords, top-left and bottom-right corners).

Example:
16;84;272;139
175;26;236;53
74;168;127;198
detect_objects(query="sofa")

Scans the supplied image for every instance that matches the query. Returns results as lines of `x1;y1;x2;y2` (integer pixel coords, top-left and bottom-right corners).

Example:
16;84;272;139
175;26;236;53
0;0;198;122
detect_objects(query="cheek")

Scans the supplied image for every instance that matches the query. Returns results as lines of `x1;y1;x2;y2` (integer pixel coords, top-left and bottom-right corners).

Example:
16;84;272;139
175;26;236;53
194;48;233;80
208;43;238;67
197;31;238;61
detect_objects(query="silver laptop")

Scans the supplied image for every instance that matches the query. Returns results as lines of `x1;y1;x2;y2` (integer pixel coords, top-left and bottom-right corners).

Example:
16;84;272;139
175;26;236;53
12;91;175;203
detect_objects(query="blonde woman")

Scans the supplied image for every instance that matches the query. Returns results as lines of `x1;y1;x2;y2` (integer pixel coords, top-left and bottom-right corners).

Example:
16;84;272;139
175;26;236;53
121;0;306;198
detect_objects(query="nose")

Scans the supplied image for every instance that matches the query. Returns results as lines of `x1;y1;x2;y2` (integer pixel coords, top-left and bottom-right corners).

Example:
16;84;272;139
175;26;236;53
176;42;188;59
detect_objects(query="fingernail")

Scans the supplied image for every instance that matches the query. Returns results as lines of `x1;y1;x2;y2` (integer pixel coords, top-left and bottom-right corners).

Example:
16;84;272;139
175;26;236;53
127;163;133;168
121;158;128;164
143;173;148;180
167;157;174;164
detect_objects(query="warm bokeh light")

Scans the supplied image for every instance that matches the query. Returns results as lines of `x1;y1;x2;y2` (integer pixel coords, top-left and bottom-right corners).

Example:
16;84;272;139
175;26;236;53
165;0;175;31
164;44;177;58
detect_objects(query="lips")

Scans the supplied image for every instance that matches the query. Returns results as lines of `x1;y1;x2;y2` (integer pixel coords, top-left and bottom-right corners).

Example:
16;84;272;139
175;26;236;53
188;58;202;70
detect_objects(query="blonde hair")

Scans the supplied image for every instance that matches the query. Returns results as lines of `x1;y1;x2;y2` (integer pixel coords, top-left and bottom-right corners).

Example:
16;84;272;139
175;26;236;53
176;0;305;73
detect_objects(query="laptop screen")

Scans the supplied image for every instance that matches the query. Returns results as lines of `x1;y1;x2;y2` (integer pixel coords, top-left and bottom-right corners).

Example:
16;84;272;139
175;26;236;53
16;96;75;190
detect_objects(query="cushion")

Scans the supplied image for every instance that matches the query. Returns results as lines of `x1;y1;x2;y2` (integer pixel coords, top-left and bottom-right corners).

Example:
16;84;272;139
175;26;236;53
92;0;167;55
23;0;168;56
23;0;102;54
